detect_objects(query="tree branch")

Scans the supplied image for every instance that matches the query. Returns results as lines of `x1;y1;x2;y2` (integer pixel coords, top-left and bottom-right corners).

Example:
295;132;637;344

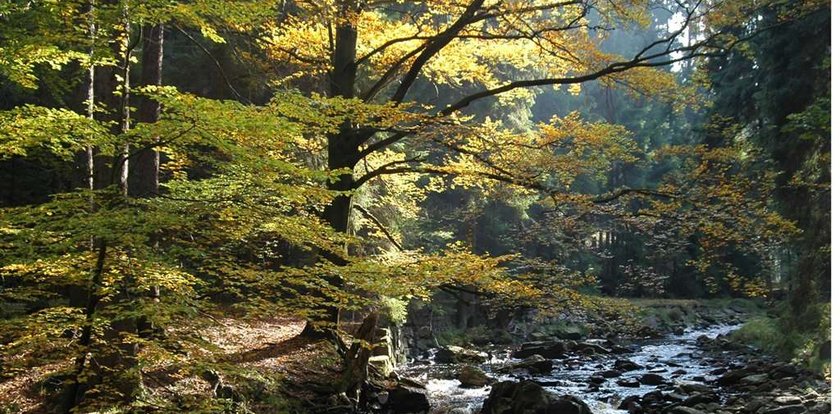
352;205;403;251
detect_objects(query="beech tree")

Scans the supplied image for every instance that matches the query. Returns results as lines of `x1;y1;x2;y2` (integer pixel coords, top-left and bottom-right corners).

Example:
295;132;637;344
258;0;804;332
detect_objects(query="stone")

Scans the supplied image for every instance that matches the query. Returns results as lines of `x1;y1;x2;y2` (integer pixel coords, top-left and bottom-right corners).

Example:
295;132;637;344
480;380;591;414
547;395;593;414
772;364;798;378
640;373;667;385
599;369;621;378
619;395;640;409
435;346;488;364
497;355;553;375
369;355;395;377
774;396;803;405
617;378;640;387
678;383;712;394
682;393;719;406
763;405;807;414
718;368;751;385
458;365;490;388
388;384;431;414
739;373;769;385
614;359;643;372
642;390;663;403
669;407;705;414
511;341;569;359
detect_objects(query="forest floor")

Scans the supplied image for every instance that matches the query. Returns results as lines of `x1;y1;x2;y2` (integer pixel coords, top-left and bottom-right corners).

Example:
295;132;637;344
0;315;345;414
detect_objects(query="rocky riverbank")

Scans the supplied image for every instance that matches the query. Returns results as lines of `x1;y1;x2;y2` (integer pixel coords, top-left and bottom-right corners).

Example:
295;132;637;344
386;300;830;414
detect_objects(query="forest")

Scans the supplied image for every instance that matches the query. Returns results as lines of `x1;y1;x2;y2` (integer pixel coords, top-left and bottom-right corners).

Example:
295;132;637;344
0;0;831;413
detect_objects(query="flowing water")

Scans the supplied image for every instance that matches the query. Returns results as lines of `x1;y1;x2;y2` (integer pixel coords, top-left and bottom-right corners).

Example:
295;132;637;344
398;324;741;413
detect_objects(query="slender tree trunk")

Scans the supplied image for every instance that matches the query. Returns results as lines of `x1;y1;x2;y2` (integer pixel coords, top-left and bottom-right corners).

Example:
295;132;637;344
130;24;162;197
69;3;141;408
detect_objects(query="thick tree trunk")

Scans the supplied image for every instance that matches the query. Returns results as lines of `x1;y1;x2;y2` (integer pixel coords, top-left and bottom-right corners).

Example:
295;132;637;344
301;2;360;338
129;24;163;198
133;24;164;340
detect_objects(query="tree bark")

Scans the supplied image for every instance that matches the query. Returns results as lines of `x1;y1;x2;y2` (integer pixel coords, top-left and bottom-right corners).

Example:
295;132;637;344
301;2;360;337
129;24;163;198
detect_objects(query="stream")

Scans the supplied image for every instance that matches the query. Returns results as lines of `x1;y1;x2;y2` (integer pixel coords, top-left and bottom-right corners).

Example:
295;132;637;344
397;324;741;413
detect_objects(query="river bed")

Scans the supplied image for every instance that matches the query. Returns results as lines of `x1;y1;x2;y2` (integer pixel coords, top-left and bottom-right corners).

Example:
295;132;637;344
397;324;741;413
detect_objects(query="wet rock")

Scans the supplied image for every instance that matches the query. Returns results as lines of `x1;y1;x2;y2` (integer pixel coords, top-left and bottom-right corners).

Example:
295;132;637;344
617;378;641;387
435;346;488;364
677;383;712;394
598;369;621;378
512;341;568;359
640;373;667;385
619;395;641;409
717;368;751;385
642;390;664;403
497;355;553;375
588;375;606;385
672;369;687;376
772;364;798;379
739;373;768;385
388;384;430;414
763;405;807;414
774;396;803;405
614;359;643;372
669;407;705;414
548;395;593;414
458;365;489;388
479;380;592;414
681;392;719;406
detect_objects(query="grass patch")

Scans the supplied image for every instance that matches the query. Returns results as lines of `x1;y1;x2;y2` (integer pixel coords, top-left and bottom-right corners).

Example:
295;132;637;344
731;302;830;376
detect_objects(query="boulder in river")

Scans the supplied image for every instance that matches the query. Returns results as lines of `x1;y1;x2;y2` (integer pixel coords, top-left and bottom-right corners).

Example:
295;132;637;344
512;341;569;359
669;407;705;414
458;365;490;388
387;384;431;414
740;373;769;386
497;355;553;375
435;345;488;364
617;378;641;387
598;369;621;378
614;359;643;372
640;373;667;385
764;405;807;414
480;380;591;414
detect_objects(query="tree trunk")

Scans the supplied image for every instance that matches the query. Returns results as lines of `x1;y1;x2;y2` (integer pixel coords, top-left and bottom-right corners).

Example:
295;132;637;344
133;23;164;339
68;4;141;409
301;2;360;337
129;24;163;198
